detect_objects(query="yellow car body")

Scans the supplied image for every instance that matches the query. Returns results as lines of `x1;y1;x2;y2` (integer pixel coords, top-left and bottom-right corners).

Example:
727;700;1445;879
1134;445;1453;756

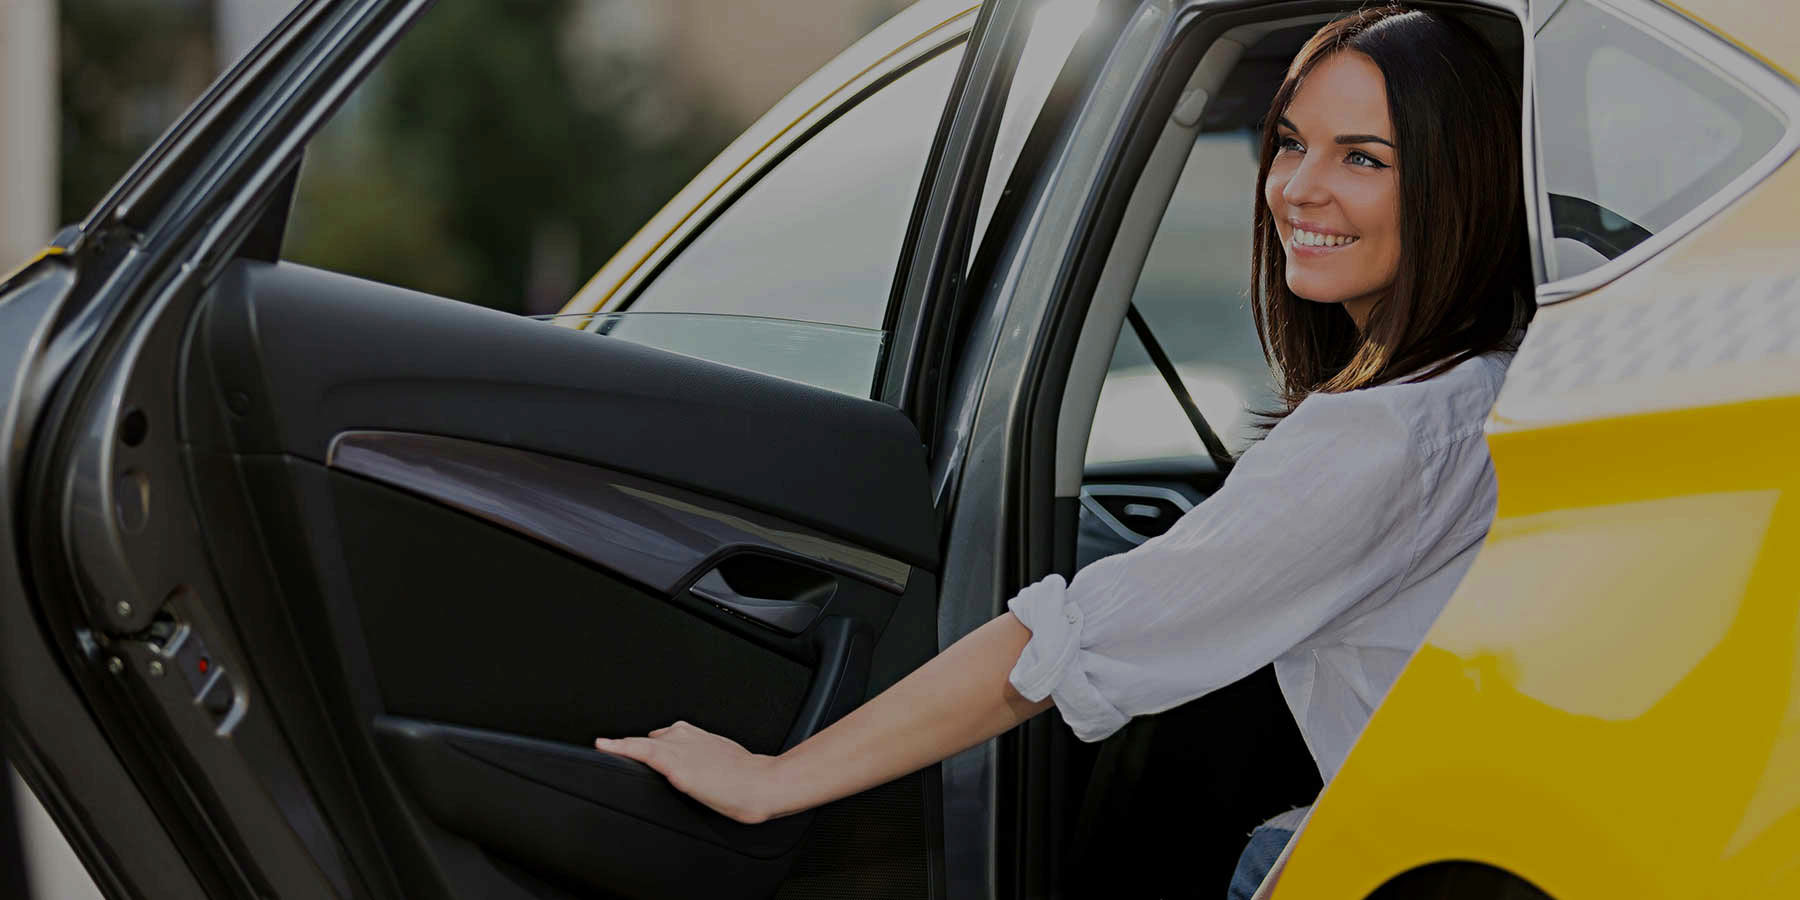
1278;2;1800;897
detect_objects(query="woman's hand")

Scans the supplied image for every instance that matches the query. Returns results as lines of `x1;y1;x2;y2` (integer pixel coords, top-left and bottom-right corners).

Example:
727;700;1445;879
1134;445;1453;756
595;722;786;824
598;614;1048;827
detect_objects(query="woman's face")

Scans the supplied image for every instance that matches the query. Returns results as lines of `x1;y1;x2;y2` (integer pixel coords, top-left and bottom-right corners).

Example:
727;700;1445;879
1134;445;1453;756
1263;50;1401;327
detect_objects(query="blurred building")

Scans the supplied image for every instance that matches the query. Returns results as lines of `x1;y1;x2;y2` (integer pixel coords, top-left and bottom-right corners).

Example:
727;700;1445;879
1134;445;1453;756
218;0;298;67
656;0;914;125
219;0;913;129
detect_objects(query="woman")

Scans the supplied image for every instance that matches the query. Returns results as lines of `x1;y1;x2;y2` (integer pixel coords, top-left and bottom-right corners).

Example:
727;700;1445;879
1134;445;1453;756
597;6;1533;895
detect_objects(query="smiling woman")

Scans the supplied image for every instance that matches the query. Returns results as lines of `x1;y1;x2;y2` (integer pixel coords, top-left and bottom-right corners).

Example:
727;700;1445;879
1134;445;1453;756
593;5;1536;898
1252;6;1531;414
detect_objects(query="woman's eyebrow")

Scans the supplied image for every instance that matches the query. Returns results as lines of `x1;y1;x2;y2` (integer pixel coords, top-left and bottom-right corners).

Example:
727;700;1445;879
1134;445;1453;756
1275;116;1394;149
1335;133;1395;148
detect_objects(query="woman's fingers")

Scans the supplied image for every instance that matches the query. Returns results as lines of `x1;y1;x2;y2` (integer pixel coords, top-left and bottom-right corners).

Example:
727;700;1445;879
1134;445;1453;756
593;724;777;824
593;736;666;772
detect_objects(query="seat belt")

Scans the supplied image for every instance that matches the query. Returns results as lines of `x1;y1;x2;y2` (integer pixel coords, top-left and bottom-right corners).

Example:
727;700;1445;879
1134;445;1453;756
1125;303;1236;473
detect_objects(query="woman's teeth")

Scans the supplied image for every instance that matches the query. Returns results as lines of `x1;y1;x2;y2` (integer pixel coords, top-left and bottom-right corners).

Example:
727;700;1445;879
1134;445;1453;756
1292;227;1358;248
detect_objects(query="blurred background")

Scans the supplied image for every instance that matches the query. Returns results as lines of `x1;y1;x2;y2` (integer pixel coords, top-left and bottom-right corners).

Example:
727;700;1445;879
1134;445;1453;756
2;0;914;312
0;1;914;895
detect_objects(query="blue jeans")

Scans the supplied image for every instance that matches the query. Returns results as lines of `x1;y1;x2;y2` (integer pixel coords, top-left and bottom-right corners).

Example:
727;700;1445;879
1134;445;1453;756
1227;825;1294;900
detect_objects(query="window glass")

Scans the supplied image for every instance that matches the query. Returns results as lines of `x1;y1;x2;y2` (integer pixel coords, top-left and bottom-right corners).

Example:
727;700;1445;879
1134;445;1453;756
624;45;966;328
1535;0;1783;279
552;313;885;397
971;0;1102;249
1086;131;1275;466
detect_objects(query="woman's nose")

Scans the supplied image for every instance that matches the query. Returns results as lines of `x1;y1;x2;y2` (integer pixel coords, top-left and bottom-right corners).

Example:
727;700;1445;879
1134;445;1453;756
1281;156;1330;208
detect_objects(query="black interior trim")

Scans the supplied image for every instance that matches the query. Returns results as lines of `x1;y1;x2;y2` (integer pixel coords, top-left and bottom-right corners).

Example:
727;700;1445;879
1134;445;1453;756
201;260;940;570
375;717;812;860
236;161;298;263
372;717;801;899
1547;193;1653;259
327;430;911;595
327;469;816;755
779;617;874;751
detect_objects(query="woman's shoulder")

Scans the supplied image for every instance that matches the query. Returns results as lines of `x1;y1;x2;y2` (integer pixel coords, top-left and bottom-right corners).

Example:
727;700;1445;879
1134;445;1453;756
1285;350;1513;455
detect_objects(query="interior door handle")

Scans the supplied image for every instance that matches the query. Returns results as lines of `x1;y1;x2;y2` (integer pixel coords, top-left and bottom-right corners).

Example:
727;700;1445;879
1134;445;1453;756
686;558;836;635
683;554;865;751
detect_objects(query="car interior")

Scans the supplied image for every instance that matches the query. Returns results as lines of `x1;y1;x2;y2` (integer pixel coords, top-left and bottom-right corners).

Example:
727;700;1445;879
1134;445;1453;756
1033;8;1526;895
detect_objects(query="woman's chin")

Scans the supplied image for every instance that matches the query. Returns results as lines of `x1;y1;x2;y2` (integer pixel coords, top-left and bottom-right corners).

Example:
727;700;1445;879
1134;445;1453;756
1284;280;1355;307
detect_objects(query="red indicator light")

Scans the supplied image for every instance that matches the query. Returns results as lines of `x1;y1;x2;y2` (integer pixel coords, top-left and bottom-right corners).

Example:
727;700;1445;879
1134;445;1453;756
198;657;210;674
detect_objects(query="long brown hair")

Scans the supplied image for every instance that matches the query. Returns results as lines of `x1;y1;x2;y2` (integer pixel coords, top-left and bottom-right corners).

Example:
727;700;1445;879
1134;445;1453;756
1250;6;1534;417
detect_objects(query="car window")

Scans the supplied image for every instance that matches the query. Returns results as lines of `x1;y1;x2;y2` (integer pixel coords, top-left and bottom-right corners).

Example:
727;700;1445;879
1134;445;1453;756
1534;0;1785;281
551;312;884;398
622;45;966;328
971;0;1103;249
1086;131;1276;466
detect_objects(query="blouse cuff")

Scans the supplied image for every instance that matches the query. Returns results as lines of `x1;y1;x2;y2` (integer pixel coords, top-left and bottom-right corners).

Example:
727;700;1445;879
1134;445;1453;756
1006;576;1129;742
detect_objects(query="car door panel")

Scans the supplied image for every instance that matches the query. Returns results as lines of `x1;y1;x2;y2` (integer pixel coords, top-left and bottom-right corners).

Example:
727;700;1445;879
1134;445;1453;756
324;469;815;754
161;259;944;897
198;262;939;569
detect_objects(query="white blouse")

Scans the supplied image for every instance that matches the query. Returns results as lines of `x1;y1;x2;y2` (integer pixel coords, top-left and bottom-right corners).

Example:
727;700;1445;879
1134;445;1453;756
1008;351;1512;783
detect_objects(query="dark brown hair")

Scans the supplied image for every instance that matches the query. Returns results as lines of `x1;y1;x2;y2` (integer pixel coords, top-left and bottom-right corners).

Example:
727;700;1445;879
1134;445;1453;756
1250;5;1534;416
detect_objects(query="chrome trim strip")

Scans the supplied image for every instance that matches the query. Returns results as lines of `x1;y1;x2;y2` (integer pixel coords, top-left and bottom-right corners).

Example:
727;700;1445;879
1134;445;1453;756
1534;0;1800;305
1078;483;1195;544
326;431;910;595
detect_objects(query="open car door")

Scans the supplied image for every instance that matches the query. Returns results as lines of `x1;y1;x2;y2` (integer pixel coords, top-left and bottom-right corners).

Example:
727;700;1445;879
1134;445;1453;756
0;0;1054;897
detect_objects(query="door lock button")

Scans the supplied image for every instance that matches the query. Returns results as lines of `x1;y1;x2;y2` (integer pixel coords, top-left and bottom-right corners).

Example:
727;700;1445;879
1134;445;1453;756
168;626;214;695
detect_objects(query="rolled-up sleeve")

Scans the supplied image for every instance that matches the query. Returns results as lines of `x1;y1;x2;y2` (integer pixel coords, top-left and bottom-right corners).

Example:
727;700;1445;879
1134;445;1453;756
1007;390;1424;741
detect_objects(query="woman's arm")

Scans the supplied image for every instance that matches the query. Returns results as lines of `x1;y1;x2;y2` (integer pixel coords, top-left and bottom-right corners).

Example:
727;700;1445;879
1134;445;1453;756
596;611;1051;824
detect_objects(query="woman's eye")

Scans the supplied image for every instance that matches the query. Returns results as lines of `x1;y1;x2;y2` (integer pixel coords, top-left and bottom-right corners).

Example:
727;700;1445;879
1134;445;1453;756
1278;136;1304;153
1346;150;1388;169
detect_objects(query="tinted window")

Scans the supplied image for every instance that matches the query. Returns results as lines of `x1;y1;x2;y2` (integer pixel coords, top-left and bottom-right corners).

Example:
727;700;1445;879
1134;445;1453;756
1535;0;1784;279
624;45;965;328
